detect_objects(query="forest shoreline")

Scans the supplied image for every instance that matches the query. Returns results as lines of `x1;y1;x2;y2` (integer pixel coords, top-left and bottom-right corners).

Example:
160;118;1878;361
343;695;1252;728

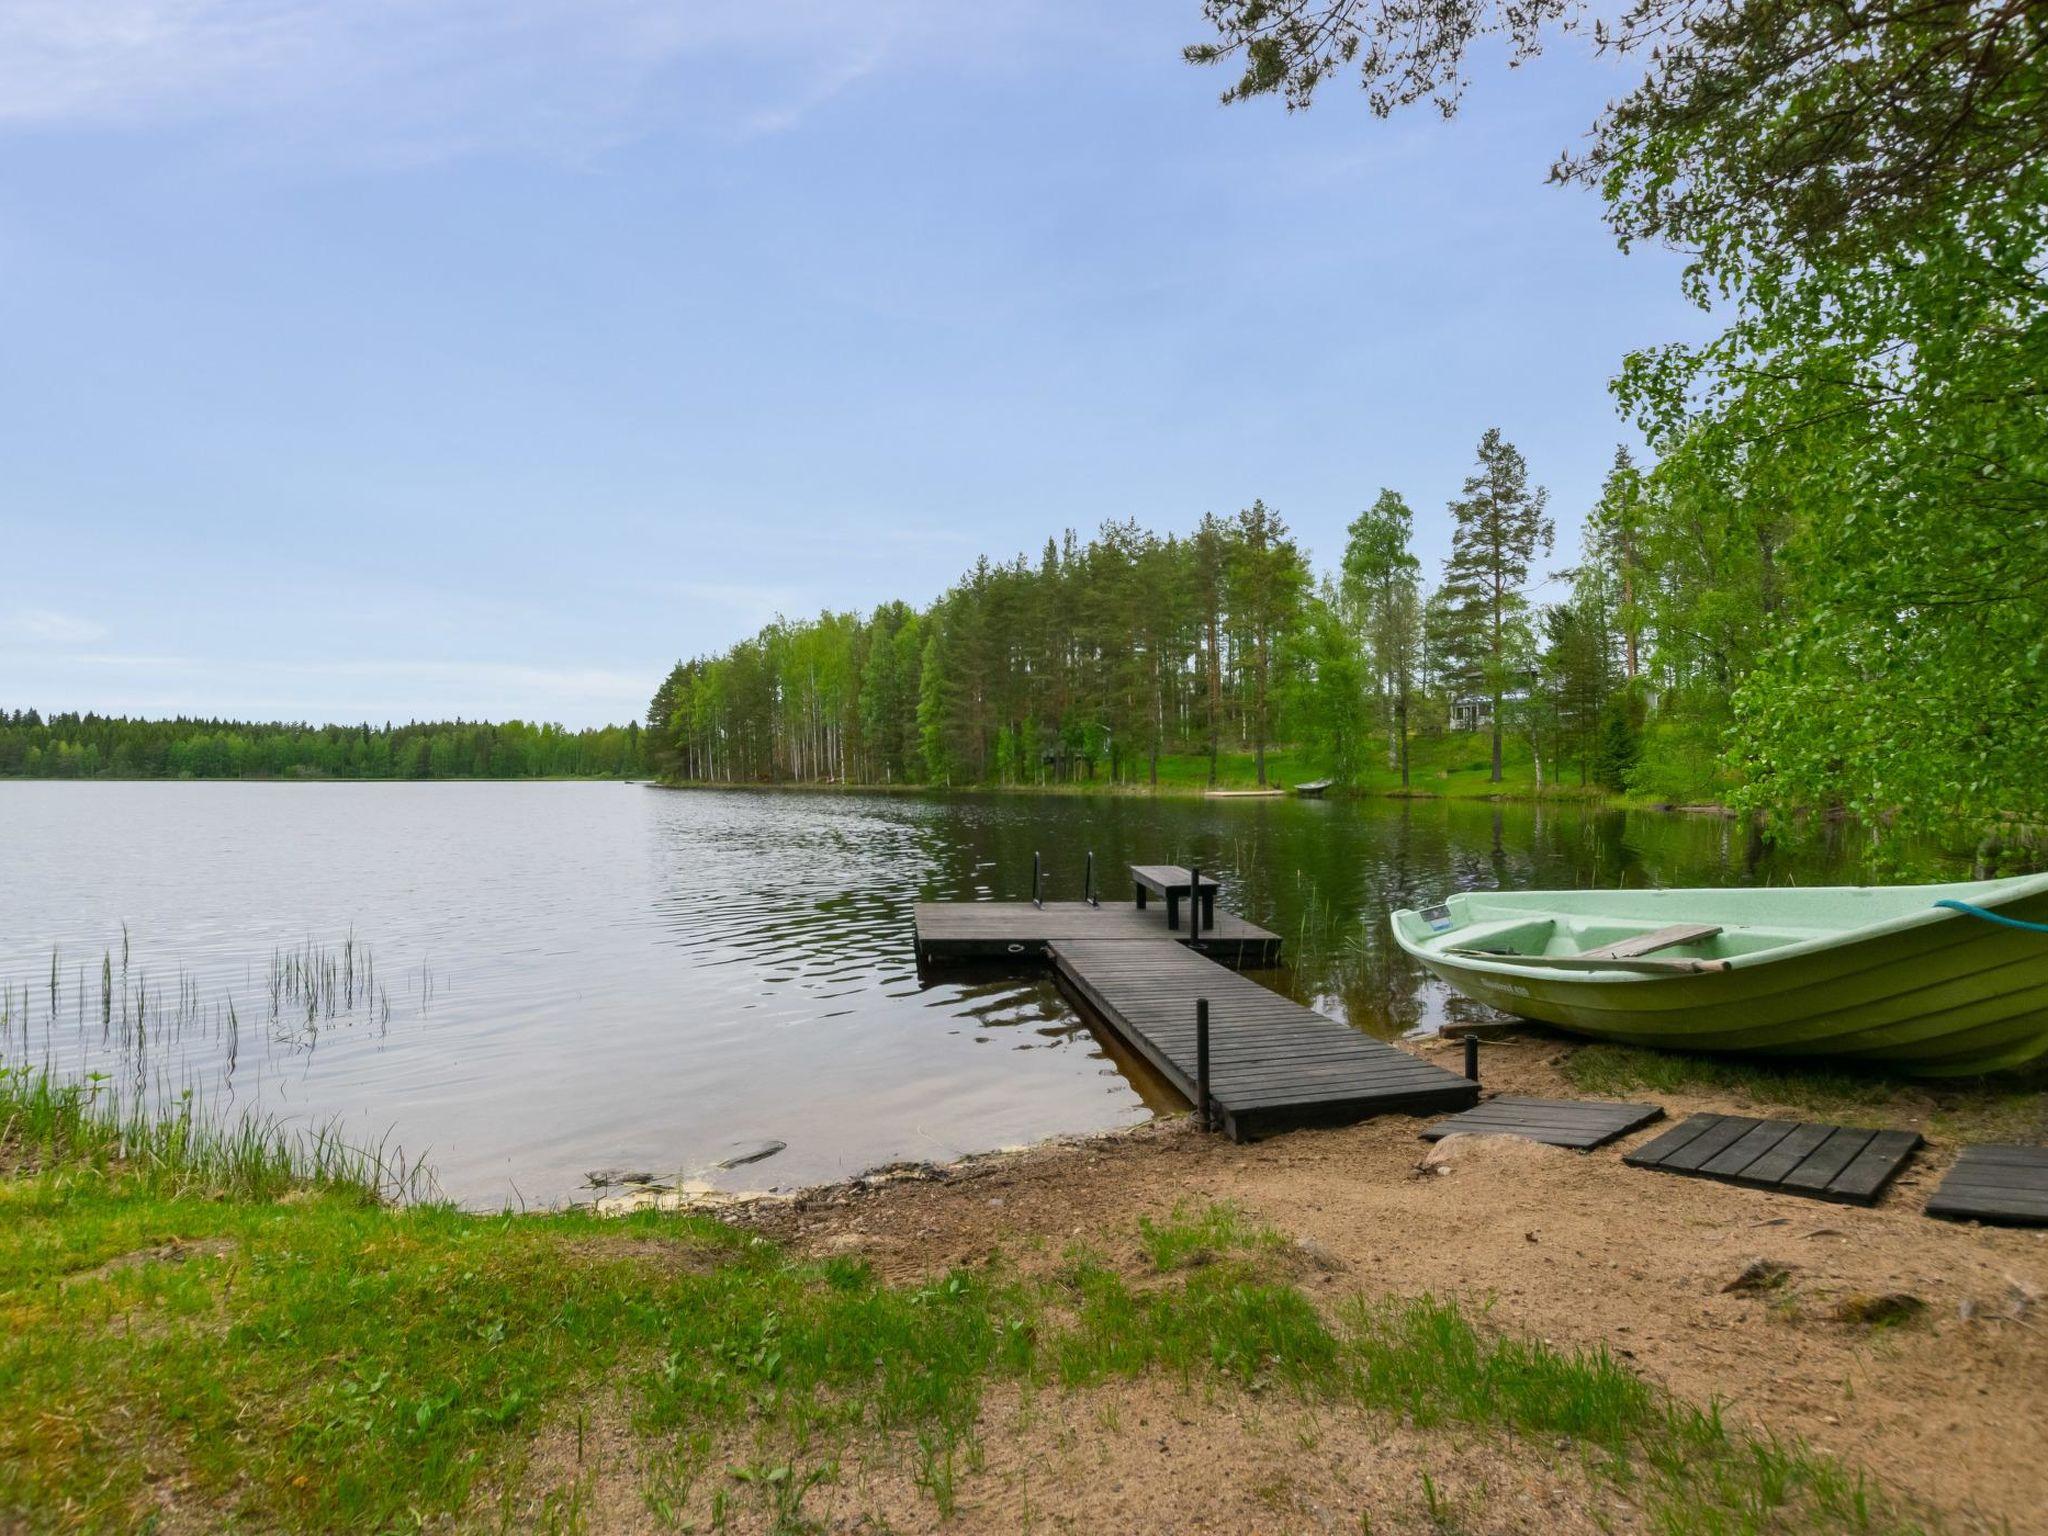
646;773;1724;813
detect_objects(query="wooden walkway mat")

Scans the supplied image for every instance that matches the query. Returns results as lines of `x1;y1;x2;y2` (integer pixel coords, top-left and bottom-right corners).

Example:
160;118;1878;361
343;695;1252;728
1624;1113;1922;1206
1925;1145;2048;1227
1048;938;1477;1140
1419;1095;1664;1150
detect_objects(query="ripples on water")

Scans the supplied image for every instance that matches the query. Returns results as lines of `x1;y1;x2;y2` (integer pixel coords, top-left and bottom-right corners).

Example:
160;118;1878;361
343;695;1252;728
0;782;1897;1206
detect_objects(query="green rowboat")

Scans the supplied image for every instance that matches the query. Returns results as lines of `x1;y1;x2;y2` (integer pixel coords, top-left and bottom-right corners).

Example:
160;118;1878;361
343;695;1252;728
1390;873;2048;1076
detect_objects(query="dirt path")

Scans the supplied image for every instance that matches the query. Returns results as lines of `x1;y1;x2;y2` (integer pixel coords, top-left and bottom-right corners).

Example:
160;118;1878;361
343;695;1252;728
728;1035;2048;1533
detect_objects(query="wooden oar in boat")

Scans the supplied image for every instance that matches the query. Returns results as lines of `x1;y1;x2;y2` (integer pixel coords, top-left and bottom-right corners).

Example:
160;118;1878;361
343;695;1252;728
1448;949;1731;975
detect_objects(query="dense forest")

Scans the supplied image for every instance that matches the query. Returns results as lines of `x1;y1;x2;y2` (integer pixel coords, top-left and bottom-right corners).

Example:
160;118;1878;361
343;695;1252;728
650;0;2048;857
646;436;1684;802
0;714;646;781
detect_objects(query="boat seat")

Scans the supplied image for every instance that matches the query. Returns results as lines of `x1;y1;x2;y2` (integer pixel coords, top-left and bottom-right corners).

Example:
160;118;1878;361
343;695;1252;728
1578;923;1722;960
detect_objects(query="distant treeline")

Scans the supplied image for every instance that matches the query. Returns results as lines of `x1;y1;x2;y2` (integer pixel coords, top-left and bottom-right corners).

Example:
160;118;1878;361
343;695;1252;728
0;713;647;781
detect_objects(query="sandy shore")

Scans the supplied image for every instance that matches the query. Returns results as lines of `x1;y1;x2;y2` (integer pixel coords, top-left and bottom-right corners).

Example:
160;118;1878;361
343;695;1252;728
684;1033;2048;1533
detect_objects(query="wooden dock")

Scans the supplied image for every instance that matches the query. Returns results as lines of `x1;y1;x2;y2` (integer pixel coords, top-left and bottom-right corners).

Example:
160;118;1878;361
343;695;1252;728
913;901;1282;966
914;882;1477;1139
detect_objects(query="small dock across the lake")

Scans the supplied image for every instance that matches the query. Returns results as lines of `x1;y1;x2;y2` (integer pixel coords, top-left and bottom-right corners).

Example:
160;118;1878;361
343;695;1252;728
915;864;1478;1140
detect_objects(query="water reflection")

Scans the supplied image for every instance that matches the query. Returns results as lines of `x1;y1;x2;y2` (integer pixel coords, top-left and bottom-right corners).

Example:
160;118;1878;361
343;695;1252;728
0;782;1912;1207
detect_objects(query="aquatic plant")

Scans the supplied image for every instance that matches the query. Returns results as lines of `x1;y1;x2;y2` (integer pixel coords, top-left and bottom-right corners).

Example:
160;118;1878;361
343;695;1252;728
0;928;436;1203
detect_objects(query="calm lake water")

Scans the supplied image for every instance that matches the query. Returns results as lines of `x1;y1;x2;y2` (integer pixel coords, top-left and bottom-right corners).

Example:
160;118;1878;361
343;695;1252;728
0;781;1897;1206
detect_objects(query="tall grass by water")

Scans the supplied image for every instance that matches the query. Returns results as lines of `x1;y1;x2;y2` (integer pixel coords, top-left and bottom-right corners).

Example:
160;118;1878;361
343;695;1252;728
0;1063;429;1202
1;929;437;1203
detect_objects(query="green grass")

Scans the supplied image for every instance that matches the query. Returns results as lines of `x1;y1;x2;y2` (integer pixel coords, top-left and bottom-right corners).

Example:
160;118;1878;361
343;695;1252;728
1557;1041;2048;1143
1134;1199;1285;1270
1009;734;1597;800
0;1077;1930;1534
1139;749;1320;792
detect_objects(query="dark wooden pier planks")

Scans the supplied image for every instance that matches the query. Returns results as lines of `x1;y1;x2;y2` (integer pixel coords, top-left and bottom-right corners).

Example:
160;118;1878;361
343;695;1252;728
913;901;1281;967
1924;1145;2048;1227
1624;1113;1922;1205
1420;1095;1664;1150
1048;938;1478;1140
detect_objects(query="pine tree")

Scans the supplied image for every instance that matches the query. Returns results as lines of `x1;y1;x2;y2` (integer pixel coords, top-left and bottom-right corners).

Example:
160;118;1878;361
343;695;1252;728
1190;514;1234;786
1341;488;1422;787
1584;446;1646;682
1225;501;1311;787
1440;429;1553;783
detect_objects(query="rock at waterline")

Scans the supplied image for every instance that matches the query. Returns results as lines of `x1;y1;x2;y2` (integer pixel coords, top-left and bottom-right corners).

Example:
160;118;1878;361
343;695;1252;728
583;1168;659;1188
714;1139;787;1171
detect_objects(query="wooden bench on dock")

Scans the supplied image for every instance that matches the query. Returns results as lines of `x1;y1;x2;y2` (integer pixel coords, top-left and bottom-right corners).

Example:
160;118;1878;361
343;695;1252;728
1129;864;1218;932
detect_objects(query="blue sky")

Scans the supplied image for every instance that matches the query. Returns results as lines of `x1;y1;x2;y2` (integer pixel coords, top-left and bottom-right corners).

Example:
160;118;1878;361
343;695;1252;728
1;1;1709;728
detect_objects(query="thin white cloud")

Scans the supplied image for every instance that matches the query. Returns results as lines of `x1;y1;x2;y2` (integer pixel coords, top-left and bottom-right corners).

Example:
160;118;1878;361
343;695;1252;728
0;0;1067;160
4;607;109;644
739;43;886;138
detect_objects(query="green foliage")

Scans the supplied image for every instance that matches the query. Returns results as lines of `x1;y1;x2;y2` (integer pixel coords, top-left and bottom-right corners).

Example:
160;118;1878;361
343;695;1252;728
1627;712;1731;805
1591;696;1641;795
655;509;1320;791
1287;589;1372;786
0;712;645;781
1439;429;1553;783
1343;489;1424;786
1226;501;1315;785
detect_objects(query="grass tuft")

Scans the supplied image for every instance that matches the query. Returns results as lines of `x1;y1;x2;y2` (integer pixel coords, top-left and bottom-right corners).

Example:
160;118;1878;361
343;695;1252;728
0;1062;423;1203
1136;1200;1282;1271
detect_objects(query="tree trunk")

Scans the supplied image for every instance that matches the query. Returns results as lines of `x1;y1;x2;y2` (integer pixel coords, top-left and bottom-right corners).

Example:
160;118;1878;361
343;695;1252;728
1151;652;1163;786
1254;631;1269;786
1206;612;1222;786
1396;678;1410;788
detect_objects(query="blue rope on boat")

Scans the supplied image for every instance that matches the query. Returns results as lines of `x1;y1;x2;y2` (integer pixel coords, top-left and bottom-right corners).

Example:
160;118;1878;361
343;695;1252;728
1934;898;2048;934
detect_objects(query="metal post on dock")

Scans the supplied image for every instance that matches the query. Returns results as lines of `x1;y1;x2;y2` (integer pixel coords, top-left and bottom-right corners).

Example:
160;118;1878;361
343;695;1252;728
1196;997;1212;1132
1463;1033;1480;1082
1085;851;1098;907
1033;850;1042;910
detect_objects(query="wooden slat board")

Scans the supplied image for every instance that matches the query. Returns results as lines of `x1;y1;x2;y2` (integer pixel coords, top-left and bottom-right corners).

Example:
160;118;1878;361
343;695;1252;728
1419;1095;1664;1150
1579;923;1721;960
1925;1144;2048;1227
1624;1113;1922;1206
914;901;1280;966
1048;938;1477;1141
